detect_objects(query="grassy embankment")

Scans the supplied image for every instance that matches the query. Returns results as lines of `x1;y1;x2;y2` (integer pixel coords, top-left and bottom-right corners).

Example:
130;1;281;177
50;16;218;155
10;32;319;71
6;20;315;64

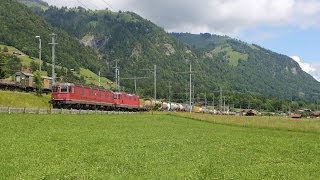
0;90;50;108
0;113;319;179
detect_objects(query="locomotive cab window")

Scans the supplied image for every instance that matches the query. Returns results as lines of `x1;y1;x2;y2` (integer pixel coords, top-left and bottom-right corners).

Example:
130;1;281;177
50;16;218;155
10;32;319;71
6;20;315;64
113;94;120;99
68;86;73;93
52;86;59;92
60;85;68;93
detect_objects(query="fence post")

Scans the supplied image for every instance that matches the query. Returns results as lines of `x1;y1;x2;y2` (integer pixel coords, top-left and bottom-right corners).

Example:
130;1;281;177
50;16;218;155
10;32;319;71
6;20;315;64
24;107;26;114
8;107;10;114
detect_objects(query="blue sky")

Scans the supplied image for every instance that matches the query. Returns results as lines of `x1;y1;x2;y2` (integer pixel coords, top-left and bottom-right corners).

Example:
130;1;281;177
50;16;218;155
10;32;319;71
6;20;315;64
44;0;320;81
241;26;320;61
239;26;320;79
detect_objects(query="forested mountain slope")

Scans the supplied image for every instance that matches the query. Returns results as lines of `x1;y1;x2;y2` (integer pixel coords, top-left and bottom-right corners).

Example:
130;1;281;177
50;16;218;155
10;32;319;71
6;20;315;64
0;0;105;77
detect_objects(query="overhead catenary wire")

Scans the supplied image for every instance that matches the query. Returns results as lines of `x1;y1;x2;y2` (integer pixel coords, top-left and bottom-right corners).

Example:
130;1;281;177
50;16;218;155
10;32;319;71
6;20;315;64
101;0;115;11
75;0;88;9
121;76;148;93
76;0;114;10
81;0;100;9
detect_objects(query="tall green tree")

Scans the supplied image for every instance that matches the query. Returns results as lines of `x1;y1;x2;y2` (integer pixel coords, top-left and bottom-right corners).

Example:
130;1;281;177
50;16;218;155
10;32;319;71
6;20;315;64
33;70;43;95
0;53;7;78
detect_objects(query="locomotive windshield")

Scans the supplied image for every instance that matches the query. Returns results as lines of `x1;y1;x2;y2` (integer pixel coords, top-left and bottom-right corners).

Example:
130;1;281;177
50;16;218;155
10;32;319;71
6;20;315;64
60;85;68;93
52;83;73;93
52;86;58;92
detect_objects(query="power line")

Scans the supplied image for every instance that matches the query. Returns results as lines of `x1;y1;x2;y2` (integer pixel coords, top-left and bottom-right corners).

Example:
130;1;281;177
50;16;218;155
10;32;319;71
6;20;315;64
173;63;195;113
75;0;97;10
82;0;99;9
142;65;157;102
121;76;148;94
75;0;88;9
101;0;115;11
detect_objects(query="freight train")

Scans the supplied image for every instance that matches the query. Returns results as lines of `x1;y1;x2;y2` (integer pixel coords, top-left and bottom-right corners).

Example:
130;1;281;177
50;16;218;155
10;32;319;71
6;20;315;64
51;82;141;111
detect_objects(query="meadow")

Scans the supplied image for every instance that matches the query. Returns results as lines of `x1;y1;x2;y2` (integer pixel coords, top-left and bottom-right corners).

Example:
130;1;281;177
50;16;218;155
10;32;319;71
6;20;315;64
0;113;319;179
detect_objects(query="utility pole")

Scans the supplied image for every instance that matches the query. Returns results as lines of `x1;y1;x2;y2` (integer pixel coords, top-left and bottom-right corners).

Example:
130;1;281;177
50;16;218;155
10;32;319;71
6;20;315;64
189;63;192;113
168;82;171;104
172;62;196;113
173;63;194;113
193;84;195;105
118;67;120;91
186;84;188;103
223;96;226;112
212;93;215;110
98;70;101;86
142;65;157;101
35;36;41;72
113;60;120;91
205;92;207;108
220;87;223;111
154;64;157;101
134;76;136;93
49;33;57;83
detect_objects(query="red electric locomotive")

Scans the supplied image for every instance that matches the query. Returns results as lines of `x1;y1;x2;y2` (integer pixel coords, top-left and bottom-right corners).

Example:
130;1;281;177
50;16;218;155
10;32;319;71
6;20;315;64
113;92;140;110
51;83;140;111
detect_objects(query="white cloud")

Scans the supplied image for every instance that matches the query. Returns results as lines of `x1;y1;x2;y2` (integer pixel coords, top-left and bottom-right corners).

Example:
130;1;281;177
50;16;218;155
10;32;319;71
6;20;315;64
43;0;320;35
291;56;320;81
311;64;320;82
291;56;315;73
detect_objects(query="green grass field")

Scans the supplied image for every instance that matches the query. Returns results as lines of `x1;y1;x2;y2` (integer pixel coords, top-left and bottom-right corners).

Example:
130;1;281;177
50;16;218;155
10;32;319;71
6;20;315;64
0;113;319;179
